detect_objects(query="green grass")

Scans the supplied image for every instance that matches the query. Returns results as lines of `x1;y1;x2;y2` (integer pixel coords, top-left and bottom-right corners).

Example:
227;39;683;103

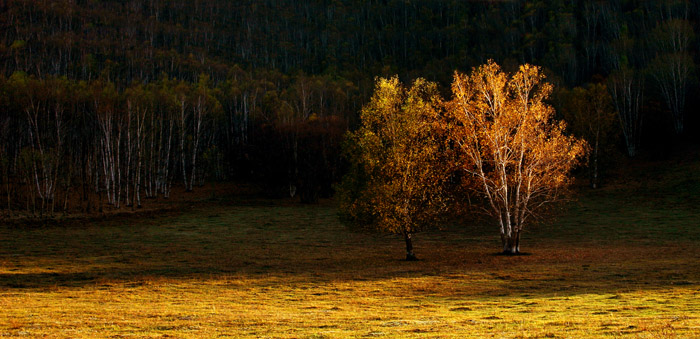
1;161;699;338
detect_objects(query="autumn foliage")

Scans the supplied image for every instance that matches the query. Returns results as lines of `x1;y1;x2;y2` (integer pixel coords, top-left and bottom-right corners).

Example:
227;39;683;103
341;62;587;257
448;61;587;254
338;77;450;260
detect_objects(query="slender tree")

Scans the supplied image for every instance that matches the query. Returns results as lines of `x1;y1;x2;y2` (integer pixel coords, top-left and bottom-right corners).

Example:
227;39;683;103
609;67;644;157
13;74;68;216
558;83;616;189
648;18;695;135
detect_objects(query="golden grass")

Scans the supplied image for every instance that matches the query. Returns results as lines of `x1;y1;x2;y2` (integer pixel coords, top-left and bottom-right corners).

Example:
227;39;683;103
1;174;700;338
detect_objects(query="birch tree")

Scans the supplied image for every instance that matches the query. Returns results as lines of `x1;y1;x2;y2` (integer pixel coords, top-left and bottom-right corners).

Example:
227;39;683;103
608;67;644;157
125;85;151;208
339;76;450;260
187;75;220;191
93;81;122;208
448;61;586;254
648;18;695;135
154;79;178;198
11;74;68;216
176;81;192;192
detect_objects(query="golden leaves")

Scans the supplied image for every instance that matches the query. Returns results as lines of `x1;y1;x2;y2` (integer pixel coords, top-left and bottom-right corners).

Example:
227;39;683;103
447;60;587;229
339;76;450;235
341;61;586;239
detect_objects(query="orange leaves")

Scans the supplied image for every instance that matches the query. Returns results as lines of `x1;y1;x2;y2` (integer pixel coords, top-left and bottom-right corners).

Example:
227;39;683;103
338;76;450;236
341;61;586;254
447;60;587;244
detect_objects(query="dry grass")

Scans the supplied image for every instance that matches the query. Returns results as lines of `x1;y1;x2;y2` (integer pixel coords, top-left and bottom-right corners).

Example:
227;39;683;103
1;162;700;338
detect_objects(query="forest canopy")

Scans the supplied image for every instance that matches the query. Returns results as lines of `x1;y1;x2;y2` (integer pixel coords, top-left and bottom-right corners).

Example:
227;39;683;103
1;0;699;217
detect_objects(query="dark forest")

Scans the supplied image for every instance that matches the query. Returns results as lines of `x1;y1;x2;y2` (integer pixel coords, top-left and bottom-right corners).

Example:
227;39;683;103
1;0;699;216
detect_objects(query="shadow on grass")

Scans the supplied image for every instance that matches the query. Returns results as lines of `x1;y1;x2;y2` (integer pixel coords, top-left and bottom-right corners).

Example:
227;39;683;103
2;239;698;300
1;196;699;298
492;252;532;256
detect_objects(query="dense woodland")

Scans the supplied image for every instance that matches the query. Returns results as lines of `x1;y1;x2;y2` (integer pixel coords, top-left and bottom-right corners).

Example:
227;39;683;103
1;0;699;217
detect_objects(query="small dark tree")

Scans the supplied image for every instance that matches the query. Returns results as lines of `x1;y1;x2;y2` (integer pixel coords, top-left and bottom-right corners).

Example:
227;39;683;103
557;83;617;189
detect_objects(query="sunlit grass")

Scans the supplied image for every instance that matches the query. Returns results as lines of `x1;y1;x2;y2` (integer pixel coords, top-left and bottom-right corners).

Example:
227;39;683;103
1;162;699;337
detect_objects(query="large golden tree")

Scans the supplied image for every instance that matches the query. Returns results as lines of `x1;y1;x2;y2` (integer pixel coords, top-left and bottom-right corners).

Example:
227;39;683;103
448;61;586;254
338;76;450;260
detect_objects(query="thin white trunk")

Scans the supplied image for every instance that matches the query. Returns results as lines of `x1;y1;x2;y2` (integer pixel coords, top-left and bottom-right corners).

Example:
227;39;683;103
180;99;188;191
115;124;121;209
164;118;173;198
125;102;132;207
189;96;204;191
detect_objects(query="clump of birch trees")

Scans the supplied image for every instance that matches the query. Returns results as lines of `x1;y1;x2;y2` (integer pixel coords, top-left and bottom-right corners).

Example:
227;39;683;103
0;71;353;217
340;62;587;256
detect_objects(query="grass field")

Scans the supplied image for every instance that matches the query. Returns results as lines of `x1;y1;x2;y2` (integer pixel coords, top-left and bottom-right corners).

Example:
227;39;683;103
1;160;700;338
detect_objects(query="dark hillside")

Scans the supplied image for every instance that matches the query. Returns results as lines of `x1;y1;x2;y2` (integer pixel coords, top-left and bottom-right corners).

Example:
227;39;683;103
1;0;700;218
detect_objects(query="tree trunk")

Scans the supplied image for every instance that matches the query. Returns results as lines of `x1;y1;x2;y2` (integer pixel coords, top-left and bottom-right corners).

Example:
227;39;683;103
592;138;599;189
591;125;600;189
180;100;189;192
501;229;521;254
135;141;142;208
5;169;11;217
115;127;122;209
404;232;418;261
189;97;203;192
125;109;132;208
163;120;173;198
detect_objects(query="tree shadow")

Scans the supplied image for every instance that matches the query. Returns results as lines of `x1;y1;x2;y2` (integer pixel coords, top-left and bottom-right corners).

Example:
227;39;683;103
491;252;532;256
0;202;698;300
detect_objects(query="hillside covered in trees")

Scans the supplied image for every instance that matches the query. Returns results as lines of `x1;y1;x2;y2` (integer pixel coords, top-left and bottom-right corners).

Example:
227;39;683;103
1;0;699;217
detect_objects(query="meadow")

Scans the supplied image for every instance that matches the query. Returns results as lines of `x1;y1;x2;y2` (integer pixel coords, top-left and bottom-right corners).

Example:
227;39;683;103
1;159;699;338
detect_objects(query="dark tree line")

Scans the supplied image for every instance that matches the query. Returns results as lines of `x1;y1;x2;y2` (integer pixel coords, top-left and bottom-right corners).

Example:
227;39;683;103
0;71;352;217
1;0;700;217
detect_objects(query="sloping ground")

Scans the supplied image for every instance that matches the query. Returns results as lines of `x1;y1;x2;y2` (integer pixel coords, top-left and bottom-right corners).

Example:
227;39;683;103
0;158;699;337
